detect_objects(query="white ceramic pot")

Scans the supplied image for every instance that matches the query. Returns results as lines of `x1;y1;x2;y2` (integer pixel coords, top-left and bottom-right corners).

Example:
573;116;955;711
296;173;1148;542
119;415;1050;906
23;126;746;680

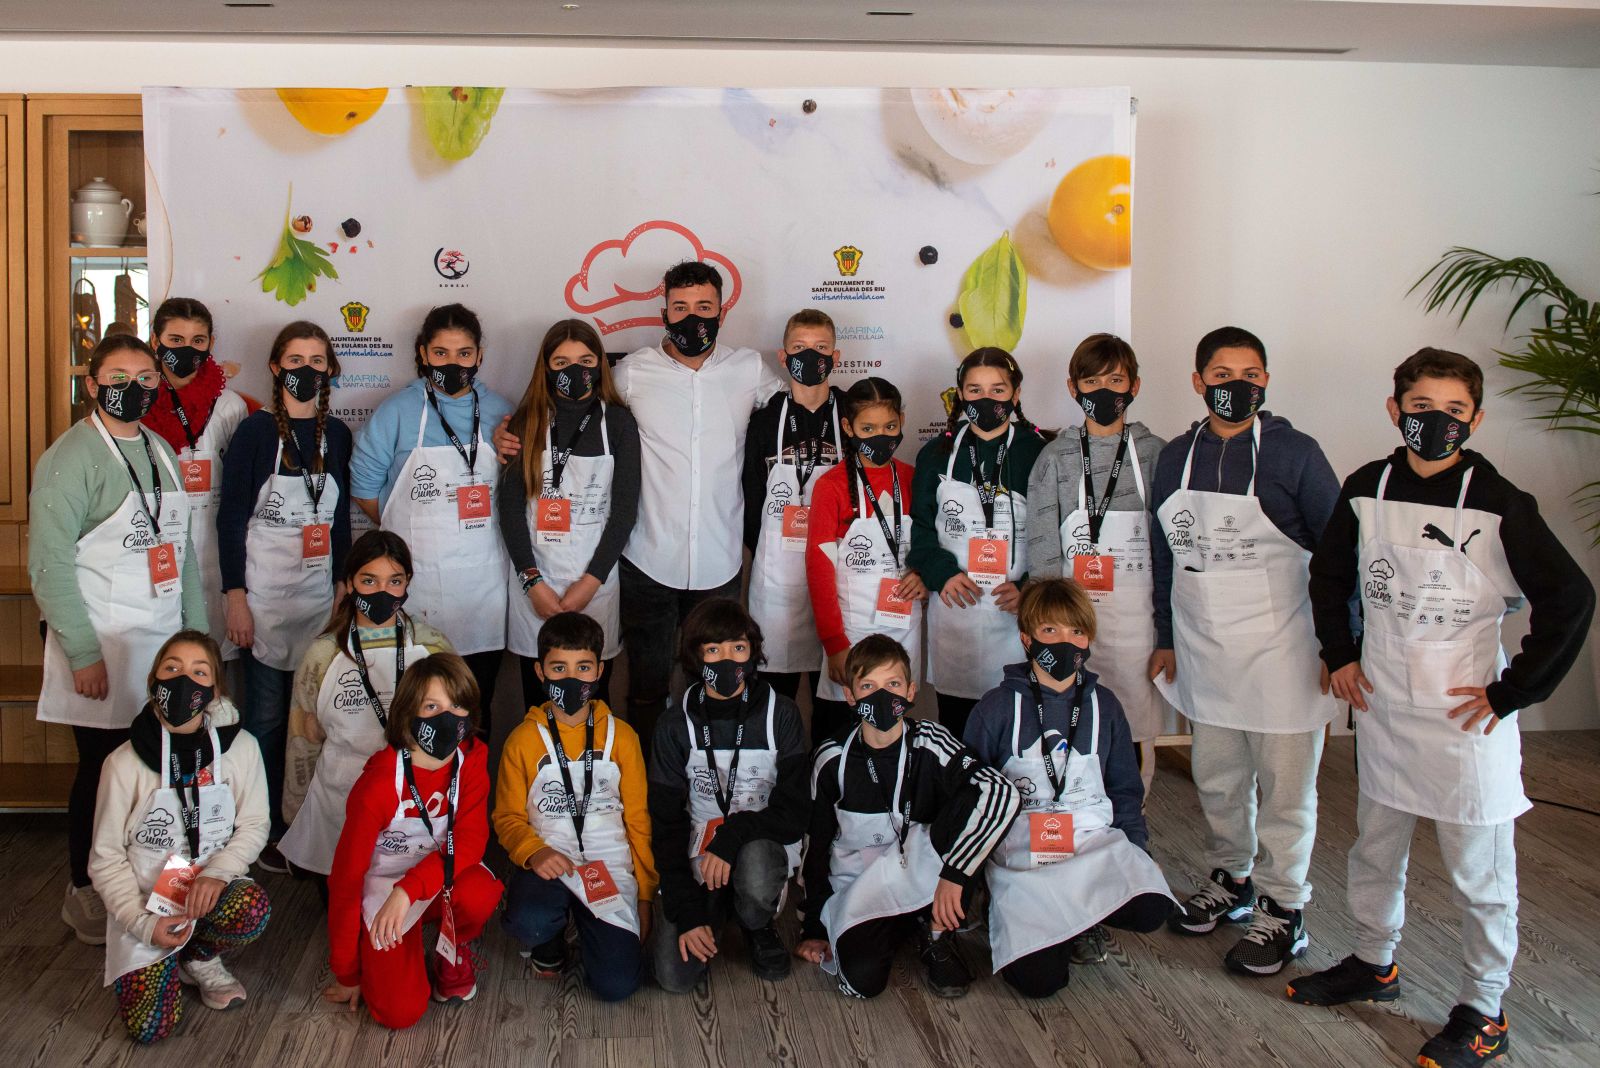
71;177;133;247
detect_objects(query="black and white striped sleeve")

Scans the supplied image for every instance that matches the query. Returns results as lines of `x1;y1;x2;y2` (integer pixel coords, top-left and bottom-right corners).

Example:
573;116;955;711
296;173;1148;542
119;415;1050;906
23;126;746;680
914;722;1020;886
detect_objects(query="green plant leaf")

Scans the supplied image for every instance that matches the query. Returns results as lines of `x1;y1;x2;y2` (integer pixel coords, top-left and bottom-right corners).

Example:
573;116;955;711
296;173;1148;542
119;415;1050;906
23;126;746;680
255;186;338;307
957;232;1028;351
420;87;507;161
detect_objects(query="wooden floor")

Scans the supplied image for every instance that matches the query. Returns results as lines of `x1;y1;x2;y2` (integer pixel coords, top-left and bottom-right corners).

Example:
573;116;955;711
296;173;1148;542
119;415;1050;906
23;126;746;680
3;732;1598;1067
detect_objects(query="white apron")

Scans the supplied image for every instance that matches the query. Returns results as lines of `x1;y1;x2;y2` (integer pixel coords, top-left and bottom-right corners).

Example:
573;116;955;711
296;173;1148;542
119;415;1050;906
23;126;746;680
39;416;190;729
1355;464;1529;826
172;393;240;660
360;751;460;936
279;624;432;875
680;685;802;884
748;397;841;674
819;724;945;975
379;392;508;655
243;435;341;671
1060;434;1169;741
926;425;1029;701
986;689;1173;971
525;715;641;935
815;468;922;703
104;722;238;984
506;404;621;660
1154;422;1336;733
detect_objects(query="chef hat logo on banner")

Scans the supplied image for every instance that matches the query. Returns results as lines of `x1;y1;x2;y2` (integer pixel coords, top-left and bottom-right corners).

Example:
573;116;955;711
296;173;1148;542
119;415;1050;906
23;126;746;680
564;220;743;335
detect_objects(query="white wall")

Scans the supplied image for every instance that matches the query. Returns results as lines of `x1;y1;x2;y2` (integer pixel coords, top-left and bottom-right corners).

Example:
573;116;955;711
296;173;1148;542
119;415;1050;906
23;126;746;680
4;38;1598;726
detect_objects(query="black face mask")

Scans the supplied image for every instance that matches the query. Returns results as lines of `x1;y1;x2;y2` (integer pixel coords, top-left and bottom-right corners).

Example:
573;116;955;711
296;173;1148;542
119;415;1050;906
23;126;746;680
785;348;833;387
854;688;910;732
157;344;206;380
700;658;751;697
428;363;478;395
279;366;326;403
1399;409;1472;462
152;675;213;728
1204;380;1265;424
544;675;594;714
1078;387;1131;427
854;433;902;466
354;590;406;626
964;398;1014;433
547;364;598;401
1030;639;1090;682
412;713;467;760
97;378;159;422
662;311;720;358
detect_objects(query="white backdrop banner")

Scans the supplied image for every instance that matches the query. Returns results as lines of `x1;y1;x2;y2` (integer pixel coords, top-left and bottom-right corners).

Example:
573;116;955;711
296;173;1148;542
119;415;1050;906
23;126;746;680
144;86;1132;442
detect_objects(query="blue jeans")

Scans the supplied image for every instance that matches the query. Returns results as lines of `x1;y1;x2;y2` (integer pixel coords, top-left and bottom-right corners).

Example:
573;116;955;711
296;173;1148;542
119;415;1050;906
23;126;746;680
239;651;292;840
501;867;643;1002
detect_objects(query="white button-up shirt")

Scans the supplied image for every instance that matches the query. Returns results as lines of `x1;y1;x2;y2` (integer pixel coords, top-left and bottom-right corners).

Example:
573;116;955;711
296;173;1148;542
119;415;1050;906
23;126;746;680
614;343;787;590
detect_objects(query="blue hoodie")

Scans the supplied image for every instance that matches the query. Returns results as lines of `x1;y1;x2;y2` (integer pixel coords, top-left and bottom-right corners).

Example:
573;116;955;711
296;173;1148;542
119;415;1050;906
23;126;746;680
1149;412;1340;649
962;663;1149;850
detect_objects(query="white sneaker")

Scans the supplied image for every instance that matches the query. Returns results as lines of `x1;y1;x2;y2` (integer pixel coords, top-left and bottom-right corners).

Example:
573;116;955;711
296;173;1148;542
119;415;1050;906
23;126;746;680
179;955;247;1010
61;883;107;945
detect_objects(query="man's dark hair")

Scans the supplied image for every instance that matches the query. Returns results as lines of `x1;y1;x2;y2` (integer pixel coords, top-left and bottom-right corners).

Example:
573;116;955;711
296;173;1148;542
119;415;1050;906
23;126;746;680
662;260;724;302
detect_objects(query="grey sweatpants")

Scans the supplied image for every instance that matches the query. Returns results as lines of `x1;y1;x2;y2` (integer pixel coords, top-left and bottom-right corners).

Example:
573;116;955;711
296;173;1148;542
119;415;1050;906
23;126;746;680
651;838;791;994
1347;792;1518;1016
1189;721;1325;909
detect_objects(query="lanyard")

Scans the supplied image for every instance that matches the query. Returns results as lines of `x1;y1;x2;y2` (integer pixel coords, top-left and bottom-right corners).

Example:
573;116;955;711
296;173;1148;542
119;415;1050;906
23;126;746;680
165;383;200;452
349;623;406;727
863;722;915;860
281;423;328;518
427;387;480;476
781;395;835;493
1028;670;1084;803
854;455;904;565
544;707;596;860
168;745;205;860
966;433;1010;528
548;403;598;493
110;423;166;537
400;747;460;892
1079;427;1130;549
694;684;750;818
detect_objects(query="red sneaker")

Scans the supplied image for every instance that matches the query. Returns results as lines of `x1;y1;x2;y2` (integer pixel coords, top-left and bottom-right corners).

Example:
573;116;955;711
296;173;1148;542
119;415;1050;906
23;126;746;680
431;944;479;1004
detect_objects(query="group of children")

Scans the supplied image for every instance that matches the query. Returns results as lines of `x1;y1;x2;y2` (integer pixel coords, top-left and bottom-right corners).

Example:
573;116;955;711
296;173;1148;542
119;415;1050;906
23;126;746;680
29;265;1595;1068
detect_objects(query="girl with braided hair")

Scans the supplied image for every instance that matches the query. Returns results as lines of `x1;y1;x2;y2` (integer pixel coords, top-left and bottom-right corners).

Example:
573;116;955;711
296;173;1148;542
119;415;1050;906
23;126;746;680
217;320;354;870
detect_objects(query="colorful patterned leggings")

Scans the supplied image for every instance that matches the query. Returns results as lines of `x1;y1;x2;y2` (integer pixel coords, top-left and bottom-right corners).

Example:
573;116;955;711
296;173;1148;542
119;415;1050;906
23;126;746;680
112;879;271;1044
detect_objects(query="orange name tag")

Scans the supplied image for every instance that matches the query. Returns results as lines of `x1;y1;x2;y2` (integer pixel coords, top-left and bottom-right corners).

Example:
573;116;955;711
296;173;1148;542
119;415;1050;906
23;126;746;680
146;854;204;916
967;532;1009;590
181;458;212;494
874;577;913;628
1073;553;1116;594
536;496;572;544
456;484;491;530
781;505;810;553
302;523;332;570
577;860;622;910
697;816;724;857
148;543;180;597
1029;812;1074;864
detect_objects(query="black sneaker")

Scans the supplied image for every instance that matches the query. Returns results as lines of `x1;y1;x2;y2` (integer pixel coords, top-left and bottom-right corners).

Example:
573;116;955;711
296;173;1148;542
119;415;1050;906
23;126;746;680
522;934;566;978
1224;895;1307;976
1168;868;1255;935
1286;954;1402;1005
743;923;791;981
918;933;972;999
1068;925;1108;965
255;842;290;874
1417;1005;1510;1066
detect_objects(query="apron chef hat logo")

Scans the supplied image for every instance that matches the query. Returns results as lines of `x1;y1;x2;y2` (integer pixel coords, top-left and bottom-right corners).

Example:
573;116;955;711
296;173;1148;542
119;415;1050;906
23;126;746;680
771;483;792;500
1171;509;1195;528
848;534;873;550
414;464;437;482
146;807;175;827
265;491;285;509
942;500;964;516
338;669;363;687
1014;776;1036;795
1368;559;1395;580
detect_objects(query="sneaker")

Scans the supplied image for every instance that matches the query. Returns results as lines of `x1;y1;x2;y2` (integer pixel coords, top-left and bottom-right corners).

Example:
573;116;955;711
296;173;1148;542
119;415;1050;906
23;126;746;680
918;932;972;999
1068;925;1108;965
1286;954;1402;1005
521;934;566;979
1417;1005;1510;1066
1168;868;1255;935
1224;895;1308;976
432;944;479;1003
179;955;247;1010
255;842;290;874
743;923;792;981
61;883;107;946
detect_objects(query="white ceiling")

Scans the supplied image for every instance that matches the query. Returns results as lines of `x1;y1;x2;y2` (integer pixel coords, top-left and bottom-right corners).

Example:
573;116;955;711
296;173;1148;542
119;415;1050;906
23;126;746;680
1;0;1599;66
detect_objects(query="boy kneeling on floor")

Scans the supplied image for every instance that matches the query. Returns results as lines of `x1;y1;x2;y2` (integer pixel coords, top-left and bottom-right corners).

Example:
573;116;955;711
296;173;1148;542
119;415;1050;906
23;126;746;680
796;633;1020;999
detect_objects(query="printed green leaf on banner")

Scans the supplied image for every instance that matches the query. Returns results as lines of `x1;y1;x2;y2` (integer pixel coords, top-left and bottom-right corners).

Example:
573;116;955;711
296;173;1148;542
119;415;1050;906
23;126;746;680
421;87;508;161
957;232;1029;351
256;186;338;306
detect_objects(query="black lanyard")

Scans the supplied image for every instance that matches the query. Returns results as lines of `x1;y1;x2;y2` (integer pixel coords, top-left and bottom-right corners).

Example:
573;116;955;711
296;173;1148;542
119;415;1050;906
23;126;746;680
548;403;598;493
1028;670;1084;803
281;423;328;518
782;395;834;493
854;455;904;564
349;623;406;727
168;745;205;860
427;387;480;476
863;722;915;859
401;747;460;892
165;383;200;451
966;432;1010;528
1080;427;1130;549
694;685;750;818
113;427;166;537
544;707;597;859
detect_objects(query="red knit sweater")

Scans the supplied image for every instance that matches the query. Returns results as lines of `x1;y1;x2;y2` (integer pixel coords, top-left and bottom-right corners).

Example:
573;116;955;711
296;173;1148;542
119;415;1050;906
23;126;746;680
804;459;917;656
